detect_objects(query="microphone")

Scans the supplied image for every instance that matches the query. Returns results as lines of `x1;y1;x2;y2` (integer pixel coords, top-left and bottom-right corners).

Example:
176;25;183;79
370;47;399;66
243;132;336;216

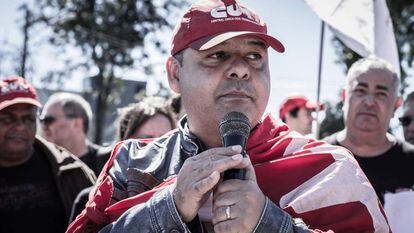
219;111;251;181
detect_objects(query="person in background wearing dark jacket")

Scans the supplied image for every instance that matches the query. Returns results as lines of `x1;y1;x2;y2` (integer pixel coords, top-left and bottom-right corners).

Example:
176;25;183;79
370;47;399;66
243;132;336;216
323;57;414;204
40;92;110;176
0;76;95;233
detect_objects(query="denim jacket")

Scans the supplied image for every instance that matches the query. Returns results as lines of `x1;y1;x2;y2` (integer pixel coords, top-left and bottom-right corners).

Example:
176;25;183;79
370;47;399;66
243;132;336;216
98;118;309;233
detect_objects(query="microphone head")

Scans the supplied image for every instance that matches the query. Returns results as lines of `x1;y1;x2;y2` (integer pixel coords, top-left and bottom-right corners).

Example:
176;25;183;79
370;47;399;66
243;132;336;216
219;111;251;138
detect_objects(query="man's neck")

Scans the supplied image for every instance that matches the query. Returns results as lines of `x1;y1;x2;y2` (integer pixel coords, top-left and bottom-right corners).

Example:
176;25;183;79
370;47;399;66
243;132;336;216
186;118;222;149
337;129;394;157
64;135;89;157
0;150;33;167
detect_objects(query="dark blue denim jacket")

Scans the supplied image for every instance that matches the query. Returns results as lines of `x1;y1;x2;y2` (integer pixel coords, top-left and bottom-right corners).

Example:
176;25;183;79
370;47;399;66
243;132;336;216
99;118;309;233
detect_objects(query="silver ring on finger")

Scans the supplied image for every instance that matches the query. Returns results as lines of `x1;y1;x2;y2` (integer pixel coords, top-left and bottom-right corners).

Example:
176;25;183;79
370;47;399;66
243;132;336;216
225;205;231;220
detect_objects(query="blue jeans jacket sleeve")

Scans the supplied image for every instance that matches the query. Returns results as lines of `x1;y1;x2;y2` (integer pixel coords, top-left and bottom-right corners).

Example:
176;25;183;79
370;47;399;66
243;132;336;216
253;198;310;233
99;185;203;233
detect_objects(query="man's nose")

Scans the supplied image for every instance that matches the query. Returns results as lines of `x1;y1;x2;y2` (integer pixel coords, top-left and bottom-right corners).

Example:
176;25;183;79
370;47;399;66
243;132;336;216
12;119;28;131
226;57;250;80
362;93;376;106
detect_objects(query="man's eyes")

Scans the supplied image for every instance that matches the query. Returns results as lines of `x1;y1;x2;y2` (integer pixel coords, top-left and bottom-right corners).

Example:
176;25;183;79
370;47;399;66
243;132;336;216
246;53;262;60
208;51;226;60
207;52;263;61
353;88;366;94
26;116;36;123
377;92;388;97
0;117;13;124
353;88;390;100
0;116;36;124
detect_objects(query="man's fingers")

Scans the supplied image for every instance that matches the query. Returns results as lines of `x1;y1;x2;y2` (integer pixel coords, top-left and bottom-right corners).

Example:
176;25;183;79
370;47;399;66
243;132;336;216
214;219;239;233
193;145;243;162
230;157;250;169
214;179;244;200
192;171;220;196
212;205;239;225
213;190;240;207
189;154;249;181
244;155;257;181
209;155;249;174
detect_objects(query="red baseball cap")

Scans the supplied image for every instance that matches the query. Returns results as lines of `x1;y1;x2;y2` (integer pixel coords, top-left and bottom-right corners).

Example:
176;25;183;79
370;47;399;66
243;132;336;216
0;76;41;111
170;0;285;55
279;95;324;119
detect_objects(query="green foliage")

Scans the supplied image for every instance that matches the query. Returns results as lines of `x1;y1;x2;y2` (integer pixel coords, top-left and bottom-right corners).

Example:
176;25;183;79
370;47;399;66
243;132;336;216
32;0;188;143
319;101;344;139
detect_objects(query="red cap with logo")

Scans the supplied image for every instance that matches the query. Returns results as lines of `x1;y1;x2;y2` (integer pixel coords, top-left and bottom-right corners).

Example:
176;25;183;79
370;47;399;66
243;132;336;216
279;95;324;119
170;0;285;55
0;76;41;111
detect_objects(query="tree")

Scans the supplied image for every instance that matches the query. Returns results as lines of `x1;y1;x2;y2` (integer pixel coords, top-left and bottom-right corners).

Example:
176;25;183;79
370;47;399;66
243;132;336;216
318;99;344;139
0;3;33;80
32;0;187;143
19;4;33;79
319;0;414;137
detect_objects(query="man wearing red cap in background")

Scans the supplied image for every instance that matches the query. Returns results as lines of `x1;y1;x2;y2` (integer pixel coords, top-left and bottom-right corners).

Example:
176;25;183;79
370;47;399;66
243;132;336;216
279;94;324;136
0;76;96;233
68;0;389;232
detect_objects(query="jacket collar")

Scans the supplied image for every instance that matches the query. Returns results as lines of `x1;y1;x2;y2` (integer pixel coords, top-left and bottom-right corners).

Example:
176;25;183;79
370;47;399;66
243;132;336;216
178;116;208;157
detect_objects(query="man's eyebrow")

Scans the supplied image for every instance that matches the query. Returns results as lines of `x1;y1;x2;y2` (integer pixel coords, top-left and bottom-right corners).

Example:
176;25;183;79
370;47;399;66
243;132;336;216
355;82;369;88
376;84;390;92
0;112;13;116
248;40;267;50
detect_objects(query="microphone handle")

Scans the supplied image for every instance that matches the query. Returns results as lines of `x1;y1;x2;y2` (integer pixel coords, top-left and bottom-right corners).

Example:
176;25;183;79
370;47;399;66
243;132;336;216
222;134;247;181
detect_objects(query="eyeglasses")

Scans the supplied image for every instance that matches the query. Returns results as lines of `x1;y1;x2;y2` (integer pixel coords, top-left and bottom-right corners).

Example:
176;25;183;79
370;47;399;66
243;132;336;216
399;116;413;127
39;114;76;126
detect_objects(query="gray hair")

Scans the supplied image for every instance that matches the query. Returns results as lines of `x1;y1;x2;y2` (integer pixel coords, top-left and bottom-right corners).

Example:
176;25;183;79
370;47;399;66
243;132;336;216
45;92;93;133
346;57;400;97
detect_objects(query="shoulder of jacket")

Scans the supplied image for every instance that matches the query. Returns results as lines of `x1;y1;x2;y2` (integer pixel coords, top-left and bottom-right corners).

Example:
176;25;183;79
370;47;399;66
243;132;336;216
34;136;95;174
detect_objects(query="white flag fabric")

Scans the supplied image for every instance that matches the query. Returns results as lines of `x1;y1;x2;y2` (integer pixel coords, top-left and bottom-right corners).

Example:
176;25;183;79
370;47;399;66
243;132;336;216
303;0;400;77
384;191;414;233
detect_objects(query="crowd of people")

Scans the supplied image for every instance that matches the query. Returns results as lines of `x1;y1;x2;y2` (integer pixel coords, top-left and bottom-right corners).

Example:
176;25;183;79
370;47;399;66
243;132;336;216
1;0;414;232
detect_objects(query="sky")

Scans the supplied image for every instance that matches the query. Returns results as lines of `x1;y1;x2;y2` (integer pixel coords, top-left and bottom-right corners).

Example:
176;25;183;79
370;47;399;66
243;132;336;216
0;0;405;137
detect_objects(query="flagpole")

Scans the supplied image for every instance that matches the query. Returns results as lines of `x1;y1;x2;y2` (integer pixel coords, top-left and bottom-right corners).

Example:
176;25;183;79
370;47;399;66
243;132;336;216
315;21;325;139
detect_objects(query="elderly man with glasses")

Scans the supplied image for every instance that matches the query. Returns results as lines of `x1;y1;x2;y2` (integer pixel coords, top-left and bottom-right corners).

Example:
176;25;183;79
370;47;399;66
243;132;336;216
40;92;111;176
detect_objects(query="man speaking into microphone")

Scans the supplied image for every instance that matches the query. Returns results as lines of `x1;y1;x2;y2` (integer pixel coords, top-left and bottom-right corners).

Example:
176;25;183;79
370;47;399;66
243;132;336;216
68;0;389;232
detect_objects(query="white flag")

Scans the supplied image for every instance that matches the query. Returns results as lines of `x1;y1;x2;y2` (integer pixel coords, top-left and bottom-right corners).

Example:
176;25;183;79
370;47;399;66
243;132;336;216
303;0;400;77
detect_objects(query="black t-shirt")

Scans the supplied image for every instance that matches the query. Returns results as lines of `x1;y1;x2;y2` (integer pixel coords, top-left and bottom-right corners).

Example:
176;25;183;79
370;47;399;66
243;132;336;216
0;149;67;233
79;143;111;176
324;133;414;204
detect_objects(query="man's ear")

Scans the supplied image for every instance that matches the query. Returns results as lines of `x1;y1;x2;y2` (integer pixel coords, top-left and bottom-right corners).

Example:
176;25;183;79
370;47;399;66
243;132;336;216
341;88;346;102
394;96;402;113
166;57;181;93
341;88;346;111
